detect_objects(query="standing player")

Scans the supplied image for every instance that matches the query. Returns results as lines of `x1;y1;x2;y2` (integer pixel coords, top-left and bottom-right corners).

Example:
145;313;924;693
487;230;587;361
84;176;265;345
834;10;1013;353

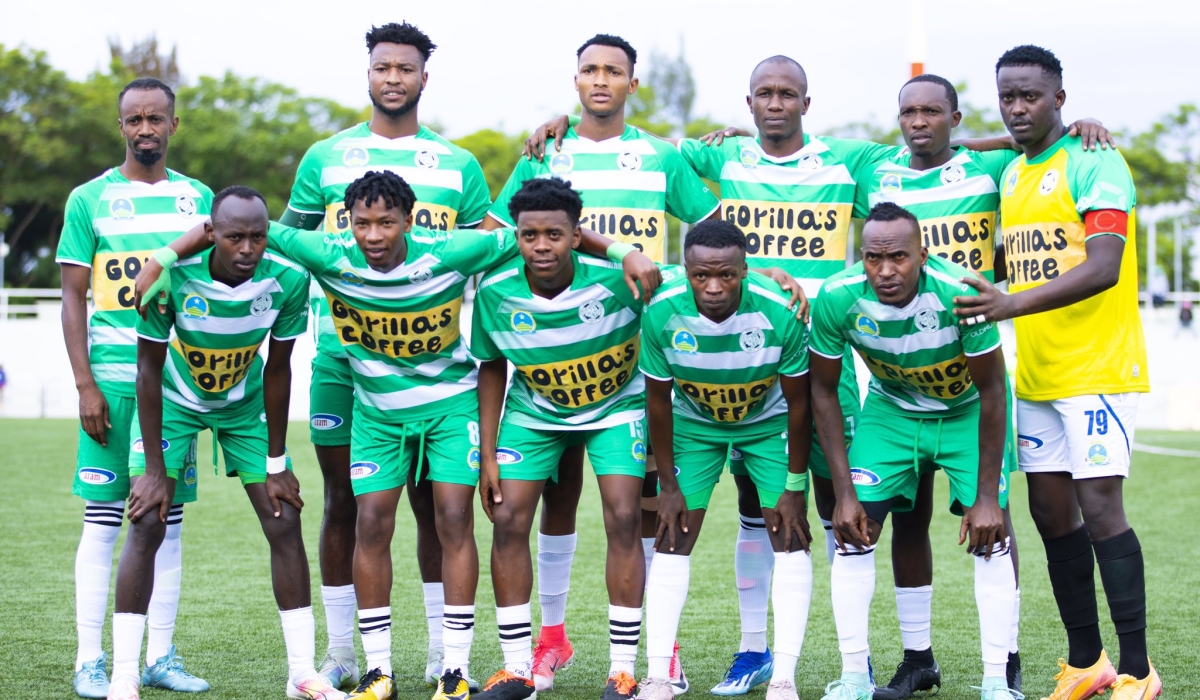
637;220;815;700
954;46;1158;700
279;22;492;689
110;187;336;700
471;178;650;700
810;203;1017;700
484;33;719;693
57;77;207;698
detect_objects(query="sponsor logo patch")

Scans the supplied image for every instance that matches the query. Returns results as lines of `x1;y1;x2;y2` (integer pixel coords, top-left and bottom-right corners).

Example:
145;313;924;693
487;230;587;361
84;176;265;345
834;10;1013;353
739;327;765;353
880;173;902;194
310;413;344;430
110;197;135;219
1087;442;1110;466
250;293;272;317
729;447;744;461
467;448;481;471
940;163;966;185
855;314;879;337
617;151;642;171
1004;170;1019;197
914;308;940;333
739;146;760;168
550;152;574;175
1017;434;1043;449
183;465;198;487
1039;169;1059;196
415;149;439;169
409;267;433;285
510;310;536;334
579;300;605;324
849;468;881;485
671;328;698;354
349;461;380;479
998;472;1008;494
632;439;647;463
495;448;524;464
79;467;117;485
797;153;823;170
132;438;170;453
339;270;364;287
183;294;209;319
343;147;369;167
175;195;197;217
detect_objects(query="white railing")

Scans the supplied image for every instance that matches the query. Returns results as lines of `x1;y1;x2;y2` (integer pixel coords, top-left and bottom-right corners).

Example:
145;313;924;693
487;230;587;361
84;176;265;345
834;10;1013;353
0;288;75;320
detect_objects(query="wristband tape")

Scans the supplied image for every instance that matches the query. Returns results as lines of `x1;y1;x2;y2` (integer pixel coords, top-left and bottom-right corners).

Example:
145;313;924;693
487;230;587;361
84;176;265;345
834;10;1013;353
785;471;807;492
266;455;287;474
606;242;637;263
151;247;179;269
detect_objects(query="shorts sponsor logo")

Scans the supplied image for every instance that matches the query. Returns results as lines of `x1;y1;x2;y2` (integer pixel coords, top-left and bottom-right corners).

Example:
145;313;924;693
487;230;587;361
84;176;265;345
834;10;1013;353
855;314;879;337
671;328;698;354
310;413;344;430
940;163;966;185
632;439;647;463
797;153;823;171
550;152;573;175
510;310;536;334
1004;170;1019;197
579;300;605;324
914;308;939;333
739;147;760;168
349;461;380;479
110;197;135;219
849;467;881;485
132;438;170;453
339;270;364;287
495;448;524;465
79;467;117;485
1087;442;1110;466
260;413;267;422
467;448;481;471
739;327;765;353
880;173;902;194
250;293;273;317
673;465;681;476
409;267;433;285
1039;169;1059;196
729;447;744;461
343;147;369;167
183;465;198;487
175;195;197;217
617;151;643;171
183;294;209;319
415;149;439;169
1017;434;1043;449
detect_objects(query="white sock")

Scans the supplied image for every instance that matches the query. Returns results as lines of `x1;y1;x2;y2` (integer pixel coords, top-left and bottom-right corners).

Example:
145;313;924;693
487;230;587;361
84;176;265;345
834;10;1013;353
735;516;772;653
1010;588;1021;653
280;606;318;680
895;585;933;652
75;501;123;670
646;553;690;680
609;605;641;676
641;537;655;593
831;544;875;674
537;533;576;628
146;506;183;665
819;518;837;566
497;603;532;676
424;582;445;651
359;606;392;677
321;585;356;650
975;542;1016;679
770;550;813;683
111;613;146;683
443;604;475;677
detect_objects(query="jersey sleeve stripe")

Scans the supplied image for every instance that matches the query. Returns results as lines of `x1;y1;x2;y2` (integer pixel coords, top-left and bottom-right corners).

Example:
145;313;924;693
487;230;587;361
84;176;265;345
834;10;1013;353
55;256;93;268
640;369;673;382
963;339;1003;357
810;347;844;360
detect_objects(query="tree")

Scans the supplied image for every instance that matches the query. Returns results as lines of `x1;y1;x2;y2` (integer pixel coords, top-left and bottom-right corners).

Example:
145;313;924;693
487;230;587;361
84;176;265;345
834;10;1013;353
646;40;696;133
109;35;181;85
451;129;527;199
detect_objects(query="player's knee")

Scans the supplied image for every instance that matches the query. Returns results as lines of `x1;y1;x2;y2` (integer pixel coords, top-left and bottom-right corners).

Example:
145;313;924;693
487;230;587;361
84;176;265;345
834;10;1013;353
435;502;474;545
128;518;167;550
602;499;641;540
355;505;395;549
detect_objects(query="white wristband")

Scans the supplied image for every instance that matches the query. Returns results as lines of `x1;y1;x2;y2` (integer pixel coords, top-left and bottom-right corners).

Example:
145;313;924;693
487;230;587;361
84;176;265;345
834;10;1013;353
266;455;287;474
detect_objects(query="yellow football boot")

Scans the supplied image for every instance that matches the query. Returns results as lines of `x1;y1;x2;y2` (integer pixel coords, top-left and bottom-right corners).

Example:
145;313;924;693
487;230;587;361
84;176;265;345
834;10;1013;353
1040;650;1117;700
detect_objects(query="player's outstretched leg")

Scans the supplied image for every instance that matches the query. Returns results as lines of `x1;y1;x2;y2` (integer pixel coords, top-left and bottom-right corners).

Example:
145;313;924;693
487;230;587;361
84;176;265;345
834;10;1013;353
347;487;404;700
432;481;481;700
314;442;360;691
532;446;585;691
408;469;447;687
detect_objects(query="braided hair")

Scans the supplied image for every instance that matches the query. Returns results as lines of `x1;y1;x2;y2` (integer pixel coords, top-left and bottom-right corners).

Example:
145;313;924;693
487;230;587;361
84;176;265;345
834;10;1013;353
343;170;417;217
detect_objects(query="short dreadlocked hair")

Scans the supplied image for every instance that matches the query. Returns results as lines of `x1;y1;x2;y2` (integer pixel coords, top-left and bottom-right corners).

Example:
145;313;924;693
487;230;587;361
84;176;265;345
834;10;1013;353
901;74;959;112
508;178;584;228
995;45;1062;81
366;22;437;61
344;171;417;217
211;185;267;221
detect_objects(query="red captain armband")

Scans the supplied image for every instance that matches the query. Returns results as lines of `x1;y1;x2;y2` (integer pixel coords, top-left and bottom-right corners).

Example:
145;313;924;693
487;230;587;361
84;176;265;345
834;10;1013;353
1084;209;1129;240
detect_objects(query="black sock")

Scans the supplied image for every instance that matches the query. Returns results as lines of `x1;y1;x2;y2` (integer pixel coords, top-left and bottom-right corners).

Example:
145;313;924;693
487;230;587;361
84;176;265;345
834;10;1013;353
1044;526;1103;668
903;647;935;666
1094;528;1149;678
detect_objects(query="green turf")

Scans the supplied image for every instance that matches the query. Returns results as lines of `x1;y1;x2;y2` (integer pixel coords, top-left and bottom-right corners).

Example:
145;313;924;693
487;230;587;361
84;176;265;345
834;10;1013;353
2;420;1196;700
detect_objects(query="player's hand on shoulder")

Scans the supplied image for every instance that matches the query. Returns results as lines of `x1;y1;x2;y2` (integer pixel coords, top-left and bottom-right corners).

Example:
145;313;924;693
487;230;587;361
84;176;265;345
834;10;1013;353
699;126;749;146
523;114;571;162
77;382;110;446
623;250;662;302
266;470;304;517
1067;118;1117;152
953;271;1014;324
773;490;812;553
759;267;810;321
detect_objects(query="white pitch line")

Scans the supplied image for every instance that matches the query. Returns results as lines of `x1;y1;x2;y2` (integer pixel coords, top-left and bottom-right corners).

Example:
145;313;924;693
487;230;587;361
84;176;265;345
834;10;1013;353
1133;442;1200;459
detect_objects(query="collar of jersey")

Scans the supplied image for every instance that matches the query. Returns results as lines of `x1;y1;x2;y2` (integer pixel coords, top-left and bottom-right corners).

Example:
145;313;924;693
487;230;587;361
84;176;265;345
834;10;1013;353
750;132;827;164
892;145;972;174
358;121;432;143
515;250;592;300
107;167;180;187
563;124;636;147
1022;131;1073;166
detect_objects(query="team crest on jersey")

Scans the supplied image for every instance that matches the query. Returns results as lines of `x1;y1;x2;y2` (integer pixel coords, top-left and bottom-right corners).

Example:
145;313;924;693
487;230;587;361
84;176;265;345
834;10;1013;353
632;439;647;463
311;413;343;430
1004;170;1019;196
78;467;117;485
739;327;765;353
739;147;760;168
1087;442;1110;466
343;147;369;167
250;293;273;317
998;472;1008;494
110;197;135;219
1039;169;1059;196
940;163;966;185
350;462;380;479
495;448;524;464
854;314;879;337
409;267;433;285
183;294;209;319
550;152;574;175
467;448;481;471
579;300;605;324
510;310;536;334
175;195;198;217
183;465;198;487
132;438;170;453
617;151;642;171
415;148;439;169
339;270;364;287
914;308;940;333
671;328;698;354
880;173;902;194
850;468;881;485
797;153;823;171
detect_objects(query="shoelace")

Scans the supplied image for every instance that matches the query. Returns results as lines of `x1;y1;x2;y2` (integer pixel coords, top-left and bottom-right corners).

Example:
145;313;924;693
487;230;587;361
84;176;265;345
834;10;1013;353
723;652;766;682
162;654;199;679
609;672;637;696
354;668;383;693
482;670;528;691
81;664;107;685
822;679;866;699
884;660;928;689
970;684;1025;700
441;668;468;694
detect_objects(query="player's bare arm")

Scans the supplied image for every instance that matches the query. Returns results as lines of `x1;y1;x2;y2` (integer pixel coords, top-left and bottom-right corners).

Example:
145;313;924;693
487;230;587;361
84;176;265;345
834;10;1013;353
959;347;1008;559
476;357;508;521
773;373;813;553
133;219;212;316
263;335;302;518
61;264;110;446
953;232;1125;323
645;376;686;552
130;337;173;524
810;352;870;549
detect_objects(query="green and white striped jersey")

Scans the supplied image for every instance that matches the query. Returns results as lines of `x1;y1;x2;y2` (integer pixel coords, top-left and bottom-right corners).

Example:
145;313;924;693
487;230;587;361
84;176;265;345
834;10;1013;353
640;269;809;426
283;123;493;358
810;255;1001;415
266;222;519;422
136;249;309;412
679;134;895;294
56;168;215;397
471;252;664;430
489;125;720;263
855;147;1017;281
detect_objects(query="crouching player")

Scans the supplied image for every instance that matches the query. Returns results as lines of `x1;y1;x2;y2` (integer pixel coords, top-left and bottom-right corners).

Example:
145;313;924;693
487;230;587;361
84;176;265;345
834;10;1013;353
809;203;1017;700
637;220;814;700
110;187;341;700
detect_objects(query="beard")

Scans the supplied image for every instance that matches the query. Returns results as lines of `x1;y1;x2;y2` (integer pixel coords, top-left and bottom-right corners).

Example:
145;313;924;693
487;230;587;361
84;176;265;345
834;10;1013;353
132;148;163;167
371;86;422;120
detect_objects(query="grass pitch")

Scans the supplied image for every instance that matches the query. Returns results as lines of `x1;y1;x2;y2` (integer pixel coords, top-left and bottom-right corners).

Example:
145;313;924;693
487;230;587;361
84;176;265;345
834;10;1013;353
2;419;1196;699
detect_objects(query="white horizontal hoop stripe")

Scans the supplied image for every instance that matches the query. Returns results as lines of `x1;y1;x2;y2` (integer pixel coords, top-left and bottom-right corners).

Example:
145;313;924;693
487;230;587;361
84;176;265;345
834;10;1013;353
851;293;947;321
558;138;659;155
178;277;282;303
174;309;279;335
501;283;613;314
649;285;689;306
90;326;137;346
849;325;960;354
520;377;646;427
356;371;478;411
91;363;136;383
668;346;782;370
671;310;774;336
559;170;667;192
490;308;637;352
719;162;855;187
332;135;454;155
479;267;521;291
321;269;465;301
348;344;470;380
95;213;202;237
868;174;999;208
320;165;463;191
99;179;203;200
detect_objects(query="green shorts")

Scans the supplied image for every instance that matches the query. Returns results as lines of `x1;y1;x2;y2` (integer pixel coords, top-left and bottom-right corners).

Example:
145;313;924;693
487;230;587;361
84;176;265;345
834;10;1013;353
349;404;481;496
129;395;284;491
309;353;353;447
73;390;197;503
672;414;802;511
497;417;647;482
847;394;1012;516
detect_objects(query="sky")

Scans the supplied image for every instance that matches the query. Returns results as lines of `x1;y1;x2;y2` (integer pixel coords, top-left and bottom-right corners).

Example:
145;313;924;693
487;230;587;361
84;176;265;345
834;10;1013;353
3;0;1196;140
